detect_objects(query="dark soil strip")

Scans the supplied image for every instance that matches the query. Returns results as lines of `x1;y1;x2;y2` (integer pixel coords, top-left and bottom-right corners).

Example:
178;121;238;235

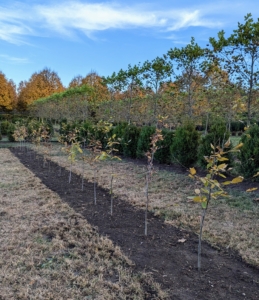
12;148;259;300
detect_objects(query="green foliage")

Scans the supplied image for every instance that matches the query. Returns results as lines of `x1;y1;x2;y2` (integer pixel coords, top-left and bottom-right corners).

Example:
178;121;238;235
94;121;113;149
230;121;245;132
111;122;128;154
154;129;174;164
0;120;11;135
238;124;259;180
198;120;230;168
79;120;94;145
7;123;15;142
59;121;81;143
136;126;156;158
122;124;141;158
170;122;200;167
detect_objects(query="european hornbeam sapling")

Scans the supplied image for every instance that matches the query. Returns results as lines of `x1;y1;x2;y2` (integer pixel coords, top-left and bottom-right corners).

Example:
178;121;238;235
188;140;244;272
145;128;163;235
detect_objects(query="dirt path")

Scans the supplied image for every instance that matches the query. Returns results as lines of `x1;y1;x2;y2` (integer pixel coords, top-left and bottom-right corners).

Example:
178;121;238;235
10;147;259;300
0;149;166;299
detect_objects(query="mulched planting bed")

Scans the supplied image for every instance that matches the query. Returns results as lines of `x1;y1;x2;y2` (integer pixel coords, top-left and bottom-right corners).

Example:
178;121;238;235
12;147;259;300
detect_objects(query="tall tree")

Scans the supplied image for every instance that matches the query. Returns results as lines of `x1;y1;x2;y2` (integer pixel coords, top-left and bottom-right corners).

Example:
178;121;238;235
0;71;16;111
17;68;64;109
168;37;211;118
210;13;259;125
142;57;172;124
69;71;109;103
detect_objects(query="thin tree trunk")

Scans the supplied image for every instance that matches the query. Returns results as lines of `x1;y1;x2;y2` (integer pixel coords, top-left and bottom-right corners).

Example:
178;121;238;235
81;162;85;191
69;163;72;183
198;208;207;272
205;113;209;135
145;172;150;236
110;175;113;216
94;168;97;205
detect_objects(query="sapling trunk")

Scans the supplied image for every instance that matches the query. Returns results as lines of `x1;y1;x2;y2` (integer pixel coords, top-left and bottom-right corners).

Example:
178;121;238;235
69;162;72;183
198;208;207;272
81;161;85;191
198;187;211;272
94;168;97;205
145;172;150;236
110;175;113;216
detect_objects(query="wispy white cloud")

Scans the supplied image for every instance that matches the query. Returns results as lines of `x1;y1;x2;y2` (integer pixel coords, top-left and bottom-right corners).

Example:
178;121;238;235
0;54;29;64
0;1;234;44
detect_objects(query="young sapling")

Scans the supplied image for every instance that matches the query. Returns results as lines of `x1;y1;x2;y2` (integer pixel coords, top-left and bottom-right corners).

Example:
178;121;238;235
188;140;244;271
144;128;163;235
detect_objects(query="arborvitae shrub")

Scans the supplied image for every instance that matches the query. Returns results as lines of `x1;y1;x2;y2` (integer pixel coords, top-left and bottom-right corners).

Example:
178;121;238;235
238;124;259;181
111;122;128;154
136;126;156;158
59;121;81;143
198;119;231;168
7;123;15;142
154;129;174;164
79;121;93;145
230;121;245;132
122;125;141;158
170;121;200;167
0;120;11;135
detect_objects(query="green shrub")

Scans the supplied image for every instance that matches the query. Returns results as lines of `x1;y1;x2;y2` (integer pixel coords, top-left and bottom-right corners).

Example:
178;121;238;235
122;125;141;158
230;121;245;132
79;121;94;145
238;125;259;180
7;123;15;142
111;122;128;154
198;119;231;168
170;121;200;167
154;129;174;164
136;126;156;158
0;120;11;135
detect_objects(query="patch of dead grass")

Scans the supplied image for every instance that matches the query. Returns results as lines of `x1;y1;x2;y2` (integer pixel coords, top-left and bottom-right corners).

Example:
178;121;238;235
0;149;167;299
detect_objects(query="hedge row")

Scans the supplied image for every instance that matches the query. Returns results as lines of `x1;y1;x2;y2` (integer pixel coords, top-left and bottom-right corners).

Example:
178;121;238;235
60;119;233;168
0;119;53;142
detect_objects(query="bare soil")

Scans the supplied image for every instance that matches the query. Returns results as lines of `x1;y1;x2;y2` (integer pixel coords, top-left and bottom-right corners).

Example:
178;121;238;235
10;147;259;300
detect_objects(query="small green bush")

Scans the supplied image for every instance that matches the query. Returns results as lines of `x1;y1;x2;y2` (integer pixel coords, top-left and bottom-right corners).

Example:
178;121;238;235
198;119;231;168
136;126;156;158
79;121;94;145
7;123;15;142
111;122;128;154
122;125;141;158
0;120;11;135
170;121;200;167
238;124;259;180
154;129;174;164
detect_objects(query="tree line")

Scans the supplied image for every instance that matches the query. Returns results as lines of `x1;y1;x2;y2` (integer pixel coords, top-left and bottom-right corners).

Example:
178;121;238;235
1;14;259;126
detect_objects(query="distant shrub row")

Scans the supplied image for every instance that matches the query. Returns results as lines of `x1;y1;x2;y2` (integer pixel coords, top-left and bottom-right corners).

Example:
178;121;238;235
60;119;232;168
0;119;53;142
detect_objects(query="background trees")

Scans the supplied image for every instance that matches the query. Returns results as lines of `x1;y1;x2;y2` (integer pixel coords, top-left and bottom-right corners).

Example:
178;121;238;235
17;68;64;110
0;72;16;111
210;13;259;125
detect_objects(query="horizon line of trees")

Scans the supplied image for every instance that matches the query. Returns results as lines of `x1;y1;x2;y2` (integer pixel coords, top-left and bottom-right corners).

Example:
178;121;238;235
1;13;259;125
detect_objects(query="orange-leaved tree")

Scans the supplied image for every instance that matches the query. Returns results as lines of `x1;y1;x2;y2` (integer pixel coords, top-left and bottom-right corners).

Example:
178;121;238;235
0;71;16;111
17;68;64;110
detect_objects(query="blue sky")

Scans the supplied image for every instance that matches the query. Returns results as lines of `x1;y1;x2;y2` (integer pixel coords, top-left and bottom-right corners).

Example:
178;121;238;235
1;0;259;88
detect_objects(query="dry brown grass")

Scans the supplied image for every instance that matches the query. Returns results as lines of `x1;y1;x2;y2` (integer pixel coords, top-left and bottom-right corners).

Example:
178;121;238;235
34;144;259;267
0;149;167;299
